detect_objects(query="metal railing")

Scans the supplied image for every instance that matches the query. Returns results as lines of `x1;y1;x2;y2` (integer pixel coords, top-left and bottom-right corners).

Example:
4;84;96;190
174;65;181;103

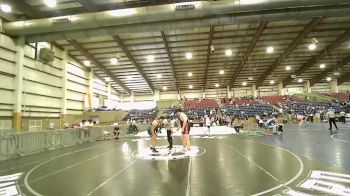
0;123;151;161
0;126;113;161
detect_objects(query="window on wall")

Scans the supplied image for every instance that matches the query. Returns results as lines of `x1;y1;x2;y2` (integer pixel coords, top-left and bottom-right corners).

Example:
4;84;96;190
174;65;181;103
29;120;42;132
0;120;12;129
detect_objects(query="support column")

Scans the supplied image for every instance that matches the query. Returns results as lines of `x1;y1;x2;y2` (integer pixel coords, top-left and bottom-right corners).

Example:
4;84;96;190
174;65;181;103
202;92;206;99
60;50;68;128
130;92;135;103
227;86;231;98
252;84;257;98
277;82;284;96
87;70;94;109
330;80;338;93
106;82;112;108
13;36;25;132
304;80;311;93
154;90;160;102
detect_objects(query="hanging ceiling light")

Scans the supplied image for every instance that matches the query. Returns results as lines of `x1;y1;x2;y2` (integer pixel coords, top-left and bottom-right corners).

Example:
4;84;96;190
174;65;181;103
225;49;232;56
110;58;118;65
188;85;193;89
215;83;220;88
242;82;247;86
156;74;162;79
298;78;303;83
162;86;167;90
326;77;332;81
270;80;275;85
308;43;316;50
83;60;91;66
1;3;12;13
43;0;57;8
266;46;274;54
185;52;192;59
219;70;225;75
333;71;340;76
187;72;193;77
147;55;155;62
319;64;326;69
285;66;291;71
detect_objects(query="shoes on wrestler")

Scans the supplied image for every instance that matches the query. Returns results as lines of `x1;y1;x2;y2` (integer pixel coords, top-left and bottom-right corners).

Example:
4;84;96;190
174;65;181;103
150;147;158;153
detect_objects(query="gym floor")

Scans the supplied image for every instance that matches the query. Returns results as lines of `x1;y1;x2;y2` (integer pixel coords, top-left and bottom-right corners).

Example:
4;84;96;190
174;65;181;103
1;123;349;196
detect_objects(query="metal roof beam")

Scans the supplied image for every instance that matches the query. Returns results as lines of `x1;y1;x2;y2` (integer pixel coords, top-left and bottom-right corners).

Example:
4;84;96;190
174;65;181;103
229;21;268;88
11;0;48;18
255;17;324;88
203;26;214;91
310;55;350;86
68;39;131;95
112;35;154;94
161;31;180;94
282;28;350;87
75;0;97;12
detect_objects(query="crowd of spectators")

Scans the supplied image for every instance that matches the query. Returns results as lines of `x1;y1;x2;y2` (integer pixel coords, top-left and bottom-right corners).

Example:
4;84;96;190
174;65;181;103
123;108;159;122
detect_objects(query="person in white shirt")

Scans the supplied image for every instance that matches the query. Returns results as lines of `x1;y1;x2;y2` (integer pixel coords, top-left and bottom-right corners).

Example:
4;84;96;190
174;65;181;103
340;110;346;124
205;116;211;134
326;109;338;133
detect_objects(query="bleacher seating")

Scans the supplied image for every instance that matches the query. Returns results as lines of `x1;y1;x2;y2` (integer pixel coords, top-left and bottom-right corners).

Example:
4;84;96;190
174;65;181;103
260;95;286;105
220;104;277;117
323;92;350;101
123;108;159;121
184;99;218;108
162;107;214;120
283;102;345;114
221;97;258;105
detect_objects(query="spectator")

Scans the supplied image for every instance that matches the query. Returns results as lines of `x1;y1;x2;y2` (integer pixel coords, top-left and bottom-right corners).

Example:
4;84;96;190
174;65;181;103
340;110;346;124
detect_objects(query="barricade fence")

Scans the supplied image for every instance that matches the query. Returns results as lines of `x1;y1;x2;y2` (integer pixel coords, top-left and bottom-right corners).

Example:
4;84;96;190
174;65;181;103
0;123;150;161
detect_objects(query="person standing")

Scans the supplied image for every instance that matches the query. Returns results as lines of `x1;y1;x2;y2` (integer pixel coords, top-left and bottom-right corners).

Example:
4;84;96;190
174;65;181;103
176;108;191;151
205;116;211;134
340;110;346;124
162;116;173;150
150;117;162;153
326;109;338;134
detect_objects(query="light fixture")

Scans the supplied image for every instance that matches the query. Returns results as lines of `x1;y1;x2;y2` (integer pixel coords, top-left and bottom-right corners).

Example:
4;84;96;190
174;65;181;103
185;52;192;59
110;8;137;16
110;58;118;65
308;43;316;50
156;74;162;79
162;86;167;91
298;78;303;83
127;76;133;80
270;80;275;85
225;49;232;56
219;70;224;75
147;55;154;62
43;0;57;8
187;72;193;77
266;46;274;54
248;77;254;81
83;60;91;66
1;4;12;13
215;83;220;88
285;66;291;71
319;64;326;69
189;85;193;89
242;82;247;86
105;77;111;82
333;71;340;76
326;77;332;81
